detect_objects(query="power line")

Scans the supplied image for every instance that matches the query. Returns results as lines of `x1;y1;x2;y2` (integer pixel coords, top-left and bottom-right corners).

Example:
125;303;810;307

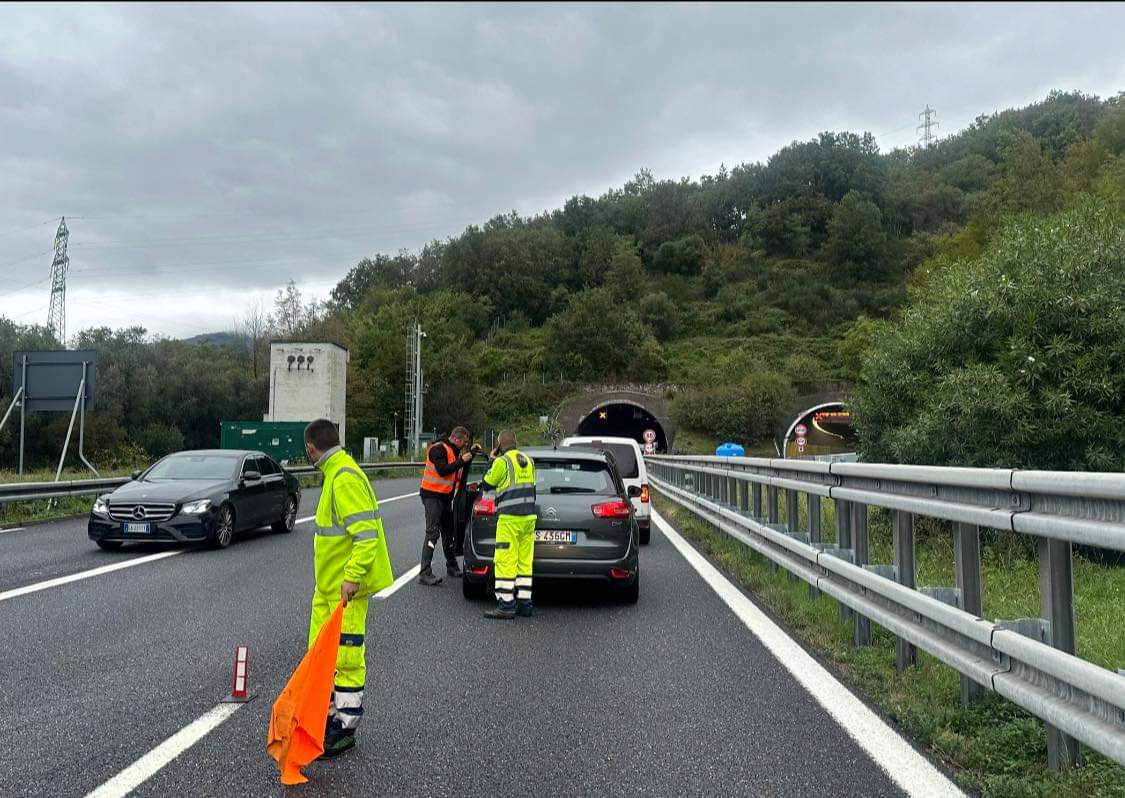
917;104;939;146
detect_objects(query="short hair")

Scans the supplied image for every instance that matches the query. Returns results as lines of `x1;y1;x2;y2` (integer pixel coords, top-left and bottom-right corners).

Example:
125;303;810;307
450;426;470;440
497;429;517;451
304;418;340;451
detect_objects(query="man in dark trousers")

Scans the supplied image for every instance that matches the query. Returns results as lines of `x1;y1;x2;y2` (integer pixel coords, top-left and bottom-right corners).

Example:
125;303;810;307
418;426;478;586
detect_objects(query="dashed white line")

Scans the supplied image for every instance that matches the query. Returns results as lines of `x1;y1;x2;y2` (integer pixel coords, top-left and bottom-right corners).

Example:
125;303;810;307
374;564;421;599
84;702;243;798
651;508;965;798
0;527;26;534
0;550;184;603
296;490;418;525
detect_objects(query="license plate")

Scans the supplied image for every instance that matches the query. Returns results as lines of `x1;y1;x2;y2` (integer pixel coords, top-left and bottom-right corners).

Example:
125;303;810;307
535;530;577;544
124;522;152;534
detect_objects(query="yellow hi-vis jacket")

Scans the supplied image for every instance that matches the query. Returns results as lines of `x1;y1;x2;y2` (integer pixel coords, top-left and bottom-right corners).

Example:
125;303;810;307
313;447;394;597
483;449;537;518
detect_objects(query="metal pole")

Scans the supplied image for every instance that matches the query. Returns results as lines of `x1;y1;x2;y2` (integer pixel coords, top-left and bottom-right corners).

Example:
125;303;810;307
0;387;23;434
852;502;871;645
1039;537;1081;770
752;481;762;518
954;523;984;704
836;499;852;621
54;378;85;483
808;495;822;599
18;355;28;476
894;510;917;669
77;361;99;477
767;485;779;573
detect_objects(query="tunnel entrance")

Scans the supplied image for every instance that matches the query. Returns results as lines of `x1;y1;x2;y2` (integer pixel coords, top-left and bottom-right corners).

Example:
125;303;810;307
575;402;668;454
782;403;857;458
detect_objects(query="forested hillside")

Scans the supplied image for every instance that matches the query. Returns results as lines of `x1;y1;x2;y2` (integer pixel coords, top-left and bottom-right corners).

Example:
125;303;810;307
2;90;1123;467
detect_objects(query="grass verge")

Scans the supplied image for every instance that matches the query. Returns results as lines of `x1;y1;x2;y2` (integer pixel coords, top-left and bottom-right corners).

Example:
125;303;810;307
653;492;1125;798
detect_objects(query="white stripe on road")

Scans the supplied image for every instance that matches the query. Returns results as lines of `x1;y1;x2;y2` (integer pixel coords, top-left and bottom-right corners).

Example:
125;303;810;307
296;490;419;525
651;509;965;798
0;550;184;603
374;564;421;599
0;527;25;534
84;702;243;798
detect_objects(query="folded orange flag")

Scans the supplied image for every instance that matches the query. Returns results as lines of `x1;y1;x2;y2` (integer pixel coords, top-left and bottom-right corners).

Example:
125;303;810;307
266;602;344;785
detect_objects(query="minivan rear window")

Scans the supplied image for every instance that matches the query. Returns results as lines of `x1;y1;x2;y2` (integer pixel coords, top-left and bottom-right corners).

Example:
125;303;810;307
535;460;616;494
567;442;638;479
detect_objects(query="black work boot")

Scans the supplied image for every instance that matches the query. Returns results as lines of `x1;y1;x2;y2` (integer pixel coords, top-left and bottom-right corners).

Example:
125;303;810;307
516;602;535;618
319;733;356;758
446;562;463;579
484;606;516;620
418;569;443;586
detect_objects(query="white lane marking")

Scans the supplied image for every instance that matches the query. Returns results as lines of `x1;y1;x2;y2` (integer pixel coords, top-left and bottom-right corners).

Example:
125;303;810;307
84;702;243;798
373;564;421;599
296;490;419;525
651;509;965;798
0;527;26;534
0;550;184;603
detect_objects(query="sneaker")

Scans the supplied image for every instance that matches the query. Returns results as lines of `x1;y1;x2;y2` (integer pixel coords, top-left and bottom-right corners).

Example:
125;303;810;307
418;570;443;586
516;604;535;618
446;564;463;579
319;733;356;759
484;608;516;620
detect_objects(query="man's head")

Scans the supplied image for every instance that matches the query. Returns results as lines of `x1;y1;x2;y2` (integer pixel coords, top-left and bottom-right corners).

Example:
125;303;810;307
449;426;470;449
304;418;340;462
496;429;517;453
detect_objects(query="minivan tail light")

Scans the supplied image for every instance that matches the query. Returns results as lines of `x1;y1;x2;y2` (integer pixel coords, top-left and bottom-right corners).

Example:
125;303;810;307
470;565;490;577
592;500;631;519
473;497;496;517
609;567;632;580
640;484;650;503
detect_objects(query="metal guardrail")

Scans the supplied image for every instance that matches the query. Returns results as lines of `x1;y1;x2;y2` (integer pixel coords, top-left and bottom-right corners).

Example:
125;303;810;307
0;462;425;506
646;454;1125;772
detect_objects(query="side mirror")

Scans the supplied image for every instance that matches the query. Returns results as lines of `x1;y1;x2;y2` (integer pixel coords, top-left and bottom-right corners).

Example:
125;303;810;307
243;471;262;483
627;485;642;498
131;470;142;481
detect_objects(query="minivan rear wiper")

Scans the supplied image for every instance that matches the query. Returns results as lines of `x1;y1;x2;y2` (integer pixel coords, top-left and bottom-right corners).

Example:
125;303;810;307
548;486;597;494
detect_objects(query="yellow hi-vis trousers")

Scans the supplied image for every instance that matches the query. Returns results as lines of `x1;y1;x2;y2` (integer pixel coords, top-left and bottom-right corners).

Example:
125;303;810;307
309;591;369;731
494;514;535;611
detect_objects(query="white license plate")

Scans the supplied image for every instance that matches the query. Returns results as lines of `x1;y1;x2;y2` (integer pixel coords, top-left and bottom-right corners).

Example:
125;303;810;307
124;522;152;534
535;530;577;544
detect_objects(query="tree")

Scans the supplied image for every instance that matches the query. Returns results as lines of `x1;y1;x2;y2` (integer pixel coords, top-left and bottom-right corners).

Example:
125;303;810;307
850;199;1125;470
543;288;666;381
1094;96;1125;155
652;234;706;276
235;299;272;378
604;239;645;302
823;191;889;281
671;373;796;443
639;292;680;342
271;281;323;339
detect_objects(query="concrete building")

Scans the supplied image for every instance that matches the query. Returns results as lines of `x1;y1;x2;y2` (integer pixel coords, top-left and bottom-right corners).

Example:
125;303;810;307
265;341;349;444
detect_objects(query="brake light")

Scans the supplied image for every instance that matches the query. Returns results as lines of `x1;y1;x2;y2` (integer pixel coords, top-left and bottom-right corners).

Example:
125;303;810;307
640;484;650;503
470;565;490;577
473;497;496;517
609;567;632;580
592;500;631;519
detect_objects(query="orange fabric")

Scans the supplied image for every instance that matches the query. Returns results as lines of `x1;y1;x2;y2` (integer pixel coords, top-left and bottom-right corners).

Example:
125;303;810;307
266;602;344;785
419;442;461;494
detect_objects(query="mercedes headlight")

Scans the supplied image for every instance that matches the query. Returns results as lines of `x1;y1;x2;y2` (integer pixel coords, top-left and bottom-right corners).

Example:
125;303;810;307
92;496;109;516
181;499;212;515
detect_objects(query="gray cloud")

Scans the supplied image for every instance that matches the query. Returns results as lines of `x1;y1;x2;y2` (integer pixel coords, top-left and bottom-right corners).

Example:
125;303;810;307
1;2;1123;335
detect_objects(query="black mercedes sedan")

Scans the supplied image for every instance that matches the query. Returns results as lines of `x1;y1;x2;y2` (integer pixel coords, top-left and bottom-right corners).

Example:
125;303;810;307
461;446;640;603
88;450;301;550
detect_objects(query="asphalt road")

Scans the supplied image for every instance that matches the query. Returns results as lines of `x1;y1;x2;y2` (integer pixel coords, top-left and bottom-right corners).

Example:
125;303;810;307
0;477;956;797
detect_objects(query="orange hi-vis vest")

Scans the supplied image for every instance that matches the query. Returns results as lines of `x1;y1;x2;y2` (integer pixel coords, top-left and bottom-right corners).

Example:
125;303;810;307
419;441;461;495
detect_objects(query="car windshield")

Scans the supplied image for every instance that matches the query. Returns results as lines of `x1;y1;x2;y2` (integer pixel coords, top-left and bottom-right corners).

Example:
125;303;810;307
145;455;238;480
566;442;639;479
535;459;616;494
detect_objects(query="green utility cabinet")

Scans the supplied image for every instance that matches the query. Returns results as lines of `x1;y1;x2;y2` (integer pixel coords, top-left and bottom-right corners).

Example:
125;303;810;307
220;421;309;464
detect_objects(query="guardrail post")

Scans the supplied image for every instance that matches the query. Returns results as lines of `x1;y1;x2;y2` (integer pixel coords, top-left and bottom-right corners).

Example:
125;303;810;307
953;523;984;705
851;502;871;646
751;482;762;519
785;489;800;582
1038;537;1081;770
767;485;780;573
835;499;852;621
893;510;917;669
736;479;749;514
808;495;822;599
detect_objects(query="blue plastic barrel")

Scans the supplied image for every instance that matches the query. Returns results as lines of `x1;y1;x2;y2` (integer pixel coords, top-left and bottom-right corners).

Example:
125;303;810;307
715;442;745;457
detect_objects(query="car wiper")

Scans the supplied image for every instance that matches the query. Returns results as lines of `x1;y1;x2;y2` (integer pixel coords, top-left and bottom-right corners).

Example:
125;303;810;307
549;486;597;494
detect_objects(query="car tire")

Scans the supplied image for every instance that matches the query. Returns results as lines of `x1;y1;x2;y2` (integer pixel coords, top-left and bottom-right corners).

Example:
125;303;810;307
621;572;640;604
639;524;651;545
462;575;487;601
95;539;124;551
211;504;236;549
273;495;297;534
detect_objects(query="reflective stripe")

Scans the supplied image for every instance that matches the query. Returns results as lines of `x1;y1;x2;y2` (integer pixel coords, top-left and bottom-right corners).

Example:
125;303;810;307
494;540;510;550
352;528;381;542
515;577;533;587
316;524;348;537
516;589;532;599
343;510;379;525
420;442;460;494
340;633;365;647
496;592;514;602
494;579;516;589
498;502;536;516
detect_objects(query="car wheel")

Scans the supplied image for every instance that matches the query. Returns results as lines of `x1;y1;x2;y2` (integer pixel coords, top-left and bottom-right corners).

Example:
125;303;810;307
639;524;651;545
211;504;236;549
621;572;640;604
462;575;487;601
272;495;297;534
95;539;123;551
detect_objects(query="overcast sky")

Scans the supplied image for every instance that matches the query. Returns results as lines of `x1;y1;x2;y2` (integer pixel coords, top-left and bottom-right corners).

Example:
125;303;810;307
2;2;1123;339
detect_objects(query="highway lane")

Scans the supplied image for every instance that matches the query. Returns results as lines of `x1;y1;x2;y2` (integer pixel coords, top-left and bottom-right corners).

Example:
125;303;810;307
0;476;959;797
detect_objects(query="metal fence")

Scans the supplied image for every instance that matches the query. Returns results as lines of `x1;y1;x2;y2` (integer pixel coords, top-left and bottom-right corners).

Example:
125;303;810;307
646;454;1125;772
0;462;424;506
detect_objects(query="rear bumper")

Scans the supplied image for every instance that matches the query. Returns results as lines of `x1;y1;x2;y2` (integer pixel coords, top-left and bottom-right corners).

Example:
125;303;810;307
88;512;216;544
464;535;639;588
